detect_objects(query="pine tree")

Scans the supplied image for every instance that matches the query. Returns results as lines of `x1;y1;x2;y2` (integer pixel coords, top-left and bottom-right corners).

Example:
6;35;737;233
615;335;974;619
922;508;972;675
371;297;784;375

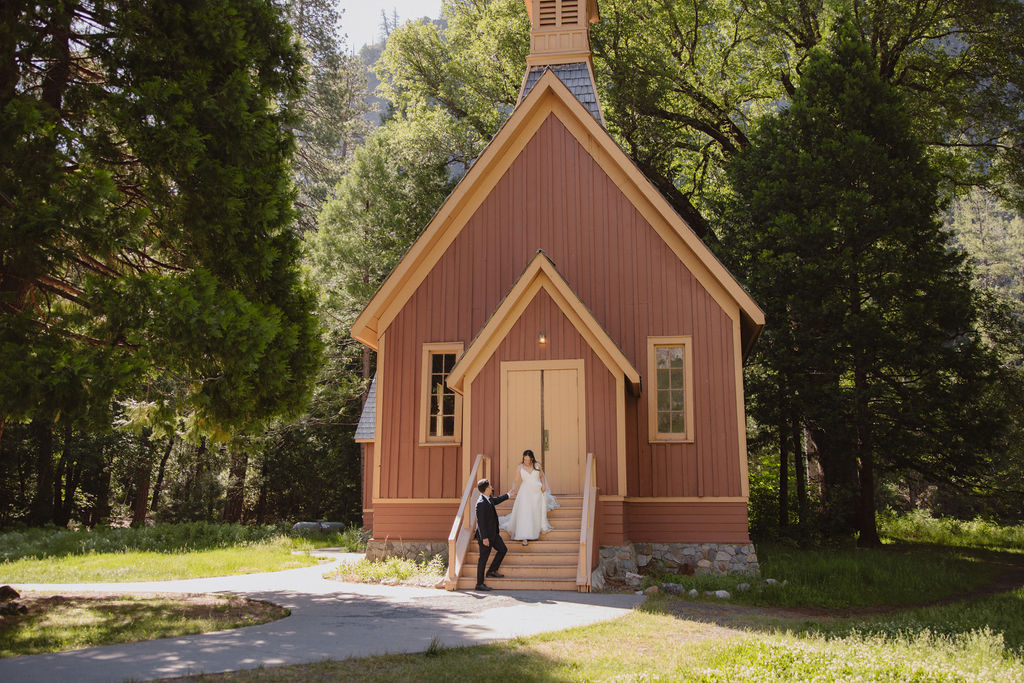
1;1;321;444
723;21;1006;544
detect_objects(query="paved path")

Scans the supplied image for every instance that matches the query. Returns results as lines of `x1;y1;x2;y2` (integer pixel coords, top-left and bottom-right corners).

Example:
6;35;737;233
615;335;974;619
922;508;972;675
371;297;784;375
1;551;642;682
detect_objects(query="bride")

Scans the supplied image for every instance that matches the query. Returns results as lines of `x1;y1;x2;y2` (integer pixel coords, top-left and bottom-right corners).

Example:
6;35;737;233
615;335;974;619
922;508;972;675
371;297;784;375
500;450;560;546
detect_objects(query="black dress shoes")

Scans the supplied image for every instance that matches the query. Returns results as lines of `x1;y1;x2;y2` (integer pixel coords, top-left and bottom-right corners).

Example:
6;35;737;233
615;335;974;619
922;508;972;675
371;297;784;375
486;571;505;578
475;584;492;591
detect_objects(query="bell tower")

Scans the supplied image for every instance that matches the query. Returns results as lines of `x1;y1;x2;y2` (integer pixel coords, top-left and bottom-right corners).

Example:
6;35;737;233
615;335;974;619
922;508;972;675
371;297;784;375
518;0;604;124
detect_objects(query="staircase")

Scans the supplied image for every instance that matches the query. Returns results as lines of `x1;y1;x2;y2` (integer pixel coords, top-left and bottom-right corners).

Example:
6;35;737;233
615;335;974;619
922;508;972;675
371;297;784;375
456;495;583;591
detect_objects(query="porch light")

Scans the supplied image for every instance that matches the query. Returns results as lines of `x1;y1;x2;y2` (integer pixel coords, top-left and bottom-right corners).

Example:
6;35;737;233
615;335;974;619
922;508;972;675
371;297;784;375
538;331;547;344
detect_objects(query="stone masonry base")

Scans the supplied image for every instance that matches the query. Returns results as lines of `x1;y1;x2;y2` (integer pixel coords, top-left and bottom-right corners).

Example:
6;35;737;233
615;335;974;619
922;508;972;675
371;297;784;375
598;542;759;581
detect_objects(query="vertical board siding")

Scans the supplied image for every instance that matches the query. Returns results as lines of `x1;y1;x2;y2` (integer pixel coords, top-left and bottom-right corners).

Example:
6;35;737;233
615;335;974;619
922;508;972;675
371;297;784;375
626;501;751;544
379;113;741;508
361;443;373;531
371;502;459;540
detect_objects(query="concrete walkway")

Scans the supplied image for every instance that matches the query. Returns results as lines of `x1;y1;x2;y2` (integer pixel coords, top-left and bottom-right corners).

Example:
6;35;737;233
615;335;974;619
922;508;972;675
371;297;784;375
0;551;642;682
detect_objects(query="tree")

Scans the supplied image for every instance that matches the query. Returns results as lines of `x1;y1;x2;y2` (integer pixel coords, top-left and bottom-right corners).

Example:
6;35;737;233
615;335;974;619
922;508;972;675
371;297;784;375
723;21;1008;544
281;0;373;233
593;0;1024;233
1;0;322;448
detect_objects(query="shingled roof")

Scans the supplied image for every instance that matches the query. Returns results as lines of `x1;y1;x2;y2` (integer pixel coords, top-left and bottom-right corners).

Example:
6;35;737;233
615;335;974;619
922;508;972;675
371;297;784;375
354;374;376;441
522;63;601;123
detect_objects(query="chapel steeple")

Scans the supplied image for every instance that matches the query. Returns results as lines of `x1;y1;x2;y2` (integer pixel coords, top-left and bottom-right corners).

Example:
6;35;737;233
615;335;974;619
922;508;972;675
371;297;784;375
517;0;604;125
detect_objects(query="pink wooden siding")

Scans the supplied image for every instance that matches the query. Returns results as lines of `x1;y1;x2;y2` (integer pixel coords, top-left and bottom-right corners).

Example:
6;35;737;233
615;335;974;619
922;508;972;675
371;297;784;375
372;502;458;540
362;443;373;530
626;501;751;543
470;290;618;493
377;112;741;504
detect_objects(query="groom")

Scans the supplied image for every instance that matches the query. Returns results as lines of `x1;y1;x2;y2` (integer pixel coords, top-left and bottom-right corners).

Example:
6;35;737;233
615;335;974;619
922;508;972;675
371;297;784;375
474;478;511;591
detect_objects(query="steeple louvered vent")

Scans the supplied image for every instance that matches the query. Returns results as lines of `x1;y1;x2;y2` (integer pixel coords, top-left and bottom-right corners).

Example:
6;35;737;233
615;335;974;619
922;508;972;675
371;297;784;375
539;0;556;26
538;0;580;27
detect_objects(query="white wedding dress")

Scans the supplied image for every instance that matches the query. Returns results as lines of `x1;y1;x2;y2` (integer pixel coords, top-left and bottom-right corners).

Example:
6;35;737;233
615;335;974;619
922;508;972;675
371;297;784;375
499;466;560;541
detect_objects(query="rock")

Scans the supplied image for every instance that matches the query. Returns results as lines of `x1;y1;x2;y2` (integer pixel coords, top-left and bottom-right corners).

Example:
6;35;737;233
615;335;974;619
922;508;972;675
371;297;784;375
660;583;686;595
715;550;734;562
688;588;699;598
748;554;757;564
704;591;716;597
591;568;606;592
0;585;19;602
763;578;778;586
714;590;731;599
737;582;751;592
381;578;398;585
782;579;788;586
0;602;24;616
677;562;695;576
636;554;651;567
696;559;712;568
616;550;633;561
624;571;643;587
644;585;659;595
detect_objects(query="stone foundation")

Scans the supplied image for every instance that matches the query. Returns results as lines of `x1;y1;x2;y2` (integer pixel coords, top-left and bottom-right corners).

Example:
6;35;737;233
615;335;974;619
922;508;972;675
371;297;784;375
598;542;759;581
365;539;449;563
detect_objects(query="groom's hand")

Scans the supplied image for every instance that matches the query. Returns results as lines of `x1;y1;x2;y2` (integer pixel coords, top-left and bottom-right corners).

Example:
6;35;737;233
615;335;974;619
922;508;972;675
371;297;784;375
482;538;490;547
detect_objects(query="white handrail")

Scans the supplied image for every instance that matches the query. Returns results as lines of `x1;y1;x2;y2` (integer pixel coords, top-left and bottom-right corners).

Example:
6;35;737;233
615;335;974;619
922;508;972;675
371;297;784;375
577;452;597;590
445;453;488;590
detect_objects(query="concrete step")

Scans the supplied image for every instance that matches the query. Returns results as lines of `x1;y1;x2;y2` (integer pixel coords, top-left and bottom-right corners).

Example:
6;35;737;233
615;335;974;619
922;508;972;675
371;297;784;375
464;551;576;566
456;576;579;591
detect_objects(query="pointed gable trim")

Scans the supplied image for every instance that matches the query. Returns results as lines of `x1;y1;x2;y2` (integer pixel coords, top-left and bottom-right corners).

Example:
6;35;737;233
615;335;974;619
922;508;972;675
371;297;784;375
447;251;641;394
350;69;764;352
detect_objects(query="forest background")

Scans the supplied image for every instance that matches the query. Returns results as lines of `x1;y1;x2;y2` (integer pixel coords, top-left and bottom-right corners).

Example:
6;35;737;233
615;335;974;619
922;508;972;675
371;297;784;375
2;0;1022;545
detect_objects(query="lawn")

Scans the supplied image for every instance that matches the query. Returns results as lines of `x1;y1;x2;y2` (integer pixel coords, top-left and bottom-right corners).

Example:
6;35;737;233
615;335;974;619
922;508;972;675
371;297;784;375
0;592;287;658
0;522;365;583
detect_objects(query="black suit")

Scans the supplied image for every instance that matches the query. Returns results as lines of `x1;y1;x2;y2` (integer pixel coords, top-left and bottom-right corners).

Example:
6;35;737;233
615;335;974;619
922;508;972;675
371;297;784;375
475;492;509;586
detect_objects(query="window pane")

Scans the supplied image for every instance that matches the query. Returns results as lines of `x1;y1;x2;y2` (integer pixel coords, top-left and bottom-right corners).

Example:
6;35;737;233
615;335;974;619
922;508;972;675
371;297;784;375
432;353;443;373
430;395;439;415
442;393;454;415
671;391;685;412
656;348;670;369
443;353;456;373
670;412;684;433
657;369;670;390
657;390;671;411
657;412;671;433
669;369;684;389
429;415;439;437
668;346;683;367
442;416;455;436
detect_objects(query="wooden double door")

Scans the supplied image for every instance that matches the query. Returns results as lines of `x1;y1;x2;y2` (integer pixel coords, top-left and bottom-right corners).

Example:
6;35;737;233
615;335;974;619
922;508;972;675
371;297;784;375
501;360;586;495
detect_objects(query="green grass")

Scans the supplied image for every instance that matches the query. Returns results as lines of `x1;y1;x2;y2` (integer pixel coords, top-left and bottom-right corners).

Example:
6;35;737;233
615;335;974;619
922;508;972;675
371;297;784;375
0;523;367;583
328;555;446;586
0;593;287;658
0;522;366;563
188;592;1024;682
641;542;1001;609
880;509;1024;551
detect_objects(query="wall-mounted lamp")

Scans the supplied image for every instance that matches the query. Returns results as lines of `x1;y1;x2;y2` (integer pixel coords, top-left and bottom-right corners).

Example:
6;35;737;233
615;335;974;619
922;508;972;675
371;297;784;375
538;331;547;344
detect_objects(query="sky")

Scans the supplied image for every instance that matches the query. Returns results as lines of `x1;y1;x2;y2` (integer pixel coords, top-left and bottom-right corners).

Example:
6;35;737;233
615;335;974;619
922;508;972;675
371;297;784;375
338;1;444;51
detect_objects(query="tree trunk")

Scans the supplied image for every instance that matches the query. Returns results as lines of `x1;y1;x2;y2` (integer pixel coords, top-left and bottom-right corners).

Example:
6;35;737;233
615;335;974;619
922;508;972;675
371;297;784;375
53;420;77;527
88;464;112;528
255;457;269;524
131;433;155;527
778;420;790;529
29;418;55;525
853;352;881;548
794;421;808;529
223;446;248;523
150;437;174;513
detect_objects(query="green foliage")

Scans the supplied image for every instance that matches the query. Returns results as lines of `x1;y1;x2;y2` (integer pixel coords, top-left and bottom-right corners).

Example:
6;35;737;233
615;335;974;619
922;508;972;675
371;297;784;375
330;554;446;585
722;22;1009;540
1;0;321;439
880;509;1024;551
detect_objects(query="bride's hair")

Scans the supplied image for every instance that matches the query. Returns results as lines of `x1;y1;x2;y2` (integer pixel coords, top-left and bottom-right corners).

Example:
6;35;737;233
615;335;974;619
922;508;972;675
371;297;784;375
522;450;538;469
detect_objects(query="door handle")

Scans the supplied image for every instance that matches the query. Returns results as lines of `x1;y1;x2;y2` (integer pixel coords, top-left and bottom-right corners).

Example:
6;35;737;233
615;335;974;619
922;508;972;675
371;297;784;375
543;429;550;451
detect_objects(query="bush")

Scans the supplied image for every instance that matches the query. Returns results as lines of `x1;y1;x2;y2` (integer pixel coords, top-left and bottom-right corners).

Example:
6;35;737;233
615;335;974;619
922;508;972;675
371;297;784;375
879;509;1024;551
